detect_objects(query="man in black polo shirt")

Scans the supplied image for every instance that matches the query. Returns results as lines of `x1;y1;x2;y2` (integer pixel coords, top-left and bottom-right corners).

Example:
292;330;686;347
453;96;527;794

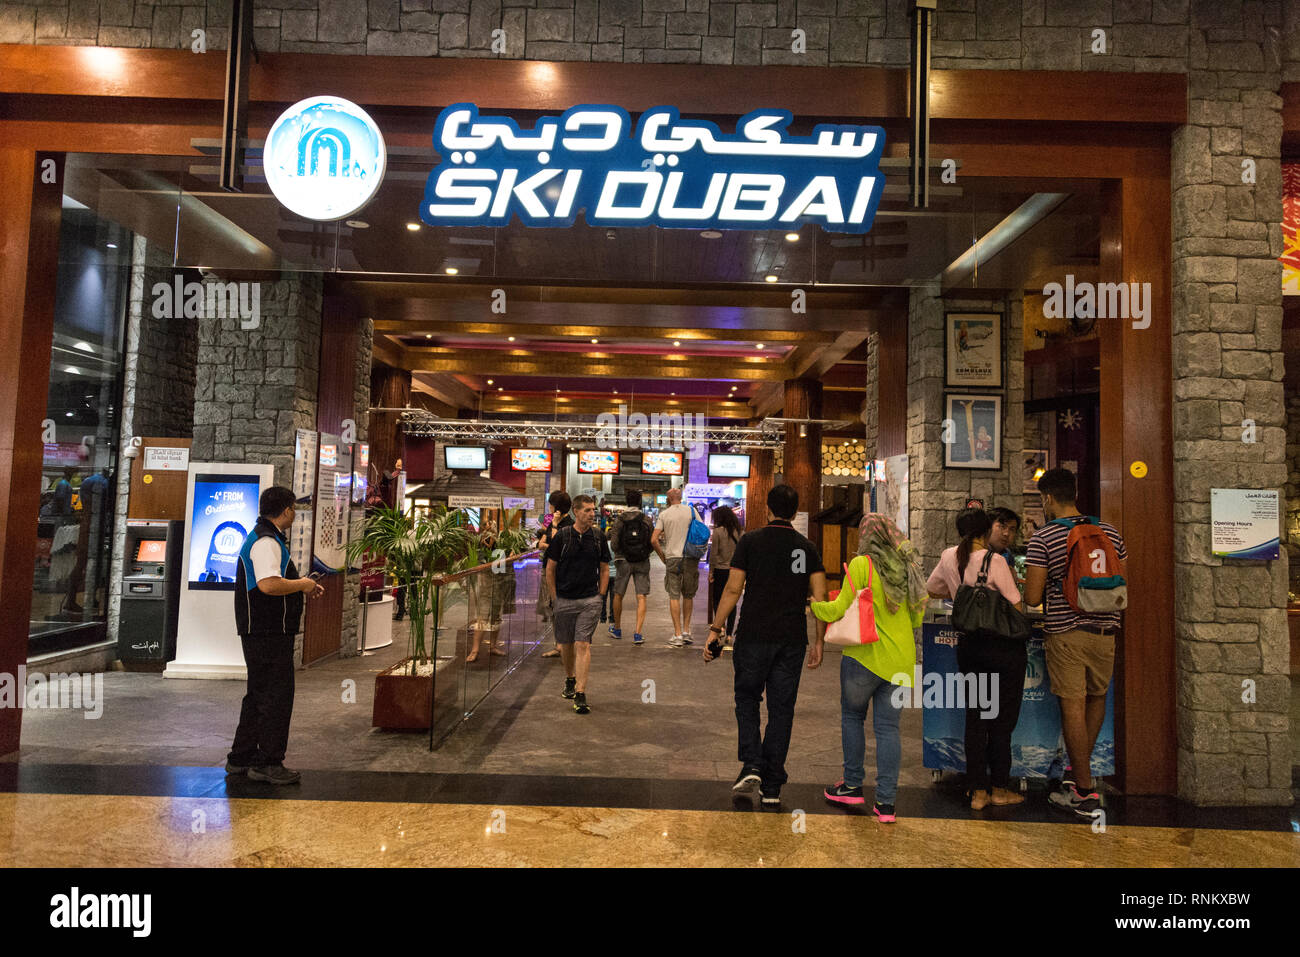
704;484;827;805
544;494;611;715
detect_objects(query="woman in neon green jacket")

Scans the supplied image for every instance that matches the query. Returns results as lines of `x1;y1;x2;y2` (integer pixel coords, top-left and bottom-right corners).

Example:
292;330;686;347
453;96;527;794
811;514;927;823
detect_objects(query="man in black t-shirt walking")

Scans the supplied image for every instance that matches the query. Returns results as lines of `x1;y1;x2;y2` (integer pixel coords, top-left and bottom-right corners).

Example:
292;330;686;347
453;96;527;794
544;494;611;715
705;484;828;805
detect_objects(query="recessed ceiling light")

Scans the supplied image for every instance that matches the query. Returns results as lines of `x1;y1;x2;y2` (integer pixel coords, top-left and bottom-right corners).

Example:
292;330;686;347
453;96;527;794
445;266;459;275
486;379;494;385
613;390;618;395
425;333;432;339
764;275;778;283
673;340;681;347
406;223;421;232
590;338;598;344
345;220;369;229
508;336;515;342
670;392;675;396
700;230;722;239
784;232;799;242
64;411;73;417
106;243;117;249
755;343;765;349
497;387;503;391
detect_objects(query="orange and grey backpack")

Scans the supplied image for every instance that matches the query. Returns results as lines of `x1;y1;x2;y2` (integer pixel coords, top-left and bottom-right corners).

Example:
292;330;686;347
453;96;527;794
1048;516;1127;614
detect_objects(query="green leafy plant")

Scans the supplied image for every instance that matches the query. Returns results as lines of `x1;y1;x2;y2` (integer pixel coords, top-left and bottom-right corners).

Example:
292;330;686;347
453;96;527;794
345;505;471;673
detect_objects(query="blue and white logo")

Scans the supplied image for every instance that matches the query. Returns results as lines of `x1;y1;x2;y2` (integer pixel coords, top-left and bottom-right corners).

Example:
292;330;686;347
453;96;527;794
264;96;386;221
422;104;886;234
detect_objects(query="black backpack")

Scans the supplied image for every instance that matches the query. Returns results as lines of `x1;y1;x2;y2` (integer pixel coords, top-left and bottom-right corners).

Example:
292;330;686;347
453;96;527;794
619;514;653;563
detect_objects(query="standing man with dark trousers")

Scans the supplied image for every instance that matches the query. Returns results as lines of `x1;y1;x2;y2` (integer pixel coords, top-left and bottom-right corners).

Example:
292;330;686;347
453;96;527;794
704;484;828;806
545;494;611;715
227;486;323;785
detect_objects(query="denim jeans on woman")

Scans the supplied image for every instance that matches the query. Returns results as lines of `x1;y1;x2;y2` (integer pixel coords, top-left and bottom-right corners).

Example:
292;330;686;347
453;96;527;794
839;654;903;804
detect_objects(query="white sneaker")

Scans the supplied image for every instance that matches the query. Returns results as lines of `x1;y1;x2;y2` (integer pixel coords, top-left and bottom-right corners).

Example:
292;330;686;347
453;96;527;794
667;635;685;647
680;632;694;644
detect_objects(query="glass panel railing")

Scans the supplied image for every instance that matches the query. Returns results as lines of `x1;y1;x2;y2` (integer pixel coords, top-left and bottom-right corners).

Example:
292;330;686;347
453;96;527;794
394;551;543;747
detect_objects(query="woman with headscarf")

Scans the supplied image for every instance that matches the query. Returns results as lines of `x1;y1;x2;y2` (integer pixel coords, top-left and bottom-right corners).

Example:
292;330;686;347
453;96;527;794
811;513;927;823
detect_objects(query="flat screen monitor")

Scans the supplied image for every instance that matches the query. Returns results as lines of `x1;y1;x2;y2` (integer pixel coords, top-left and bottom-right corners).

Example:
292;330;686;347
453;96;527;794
188;473;261;590
445;446;488;470
136;539;167;564
510;448;553;472
656;494;668;505
577;450;620;474
641;451;683;476
708;453;751;478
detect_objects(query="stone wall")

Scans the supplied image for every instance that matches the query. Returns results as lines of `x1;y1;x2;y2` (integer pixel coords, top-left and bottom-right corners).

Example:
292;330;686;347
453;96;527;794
191;273;322;665
0;0;1269;73
340;317;374;658
906;287;1024;574
1169;4;1290;806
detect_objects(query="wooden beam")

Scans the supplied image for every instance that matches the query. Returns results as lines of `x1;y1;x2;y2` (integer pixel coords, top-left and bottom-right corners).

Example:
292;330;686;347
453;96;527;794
404;347;791;381
372;319;835;344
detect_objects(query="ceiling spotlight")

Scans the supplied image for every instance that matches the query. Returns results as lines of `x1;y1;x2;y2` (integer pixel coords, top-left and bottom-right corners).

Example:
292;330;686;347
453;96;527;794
425;333;432;339
764;275;778;283
106;242;117;249
345;220;369;229
799;423;807;438
613;390;618;395
590;338;598;344
673;340;681;347
406;223;421;232
670;392;675;396
445;266;459;275
486;379;494;385
784;232;799;242
508;336;515;342
755;343;765;349
65;411;73;417
498;387;503;392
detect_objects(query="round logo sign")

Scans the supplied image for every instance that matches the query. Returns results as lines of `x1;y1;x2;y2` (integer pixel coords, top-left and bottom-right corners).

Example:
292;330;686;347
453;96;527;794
263;96;386;221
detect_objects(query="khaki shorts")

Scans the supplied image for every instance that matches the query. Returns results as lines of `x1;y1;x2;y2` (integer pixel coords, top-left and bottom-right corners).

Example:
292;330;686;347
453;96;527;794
664;557;700;599
1045;628;1116;698
613;558;651;597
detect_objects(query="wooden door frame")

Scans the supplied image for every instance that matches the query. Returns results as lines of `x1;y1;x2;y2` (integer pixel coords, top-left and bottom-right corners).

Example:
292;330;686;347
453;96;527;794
0;47;1185;794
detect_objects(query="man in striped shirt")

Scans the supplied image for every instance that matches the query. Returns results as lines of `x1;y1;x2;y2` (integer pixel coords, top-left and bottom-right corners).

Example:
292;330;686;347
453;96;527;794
1023;468;1126;819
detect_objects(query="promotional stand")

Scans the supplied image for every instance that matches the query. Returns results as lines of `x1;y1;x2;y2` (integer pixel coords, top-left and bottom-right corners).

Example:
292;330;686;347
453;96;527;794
164;462;274;679
920;617;1116;782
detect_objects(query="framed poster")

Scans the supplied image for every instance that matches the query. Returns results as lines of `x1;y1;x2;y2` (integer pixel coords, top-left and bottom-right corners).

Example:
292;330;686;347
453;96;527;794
1210;489;1280;560
945;312;1002;388
944;393;1002;470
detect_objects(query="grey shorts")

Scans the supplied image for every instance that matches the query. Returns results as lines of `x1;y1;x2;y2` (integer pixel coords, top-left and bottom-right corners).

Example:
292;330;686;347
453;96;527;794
553;594;603;644
613;558;651;597
664;557;700;599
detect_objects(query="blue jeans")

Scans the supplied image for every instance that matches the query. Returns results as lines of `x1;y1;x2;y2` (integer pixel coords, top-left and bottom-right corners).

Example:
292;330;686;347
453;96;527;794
840;655;903;804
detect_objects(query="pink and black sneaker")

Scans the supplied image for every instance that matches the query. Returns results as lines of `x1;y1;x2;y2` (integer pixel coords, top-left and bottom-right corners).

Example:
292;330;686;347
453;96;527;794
872;801;896;823
824;780;866;805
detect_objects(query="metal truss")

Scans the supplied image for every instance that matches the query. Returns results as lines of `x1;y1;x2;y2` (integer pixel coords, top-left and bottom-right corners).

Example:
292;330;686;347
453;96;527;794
377;407;818;448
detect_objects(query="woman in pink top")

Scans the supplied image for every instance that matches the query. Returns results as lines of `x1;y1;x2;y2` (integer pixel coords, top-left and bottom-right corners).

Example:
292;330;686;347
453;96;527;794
926;508;1027;812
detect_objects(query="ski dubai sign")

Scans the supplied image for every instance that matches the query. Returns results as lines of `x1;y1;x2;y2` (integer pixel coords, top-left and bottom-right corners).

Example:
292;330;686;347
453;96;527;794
263;97;887;234
422;104;887;233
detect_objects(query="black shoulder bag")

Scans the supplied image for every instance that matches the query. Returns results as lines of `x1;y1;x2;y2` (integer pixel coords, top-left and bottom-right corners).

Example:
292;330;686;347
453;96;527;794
951;551;1030;641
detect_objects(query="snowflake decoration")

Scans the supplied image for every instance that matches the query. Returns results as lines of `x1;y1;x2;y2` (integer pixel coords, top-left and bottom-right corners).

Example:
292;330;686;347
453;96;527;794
1059;408;1082;430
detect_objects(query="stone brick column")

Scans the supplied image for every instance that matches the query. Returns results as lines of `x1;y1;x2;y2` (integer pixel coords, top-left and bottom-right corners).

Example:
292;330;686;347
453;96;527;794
191;272;322;666
107;238;198;647
906;286;1024;573
1170;6;1291;806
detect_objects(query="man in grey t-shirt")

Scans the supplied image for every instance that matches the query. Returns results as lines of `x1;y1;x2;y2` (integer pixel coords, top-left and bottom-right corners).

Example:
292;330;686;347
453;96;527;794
652;487;699;646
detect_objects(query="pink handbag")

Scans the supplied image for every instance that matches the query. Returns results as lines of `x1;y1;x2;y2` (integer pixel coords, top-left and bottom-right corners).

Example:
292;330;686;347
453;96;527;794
823;559;879;646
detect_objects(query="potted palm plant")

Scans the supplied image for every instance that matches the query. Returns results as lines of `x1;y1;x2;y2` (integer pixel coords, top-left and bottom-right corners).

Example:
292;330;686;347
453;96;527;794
345;505;471;729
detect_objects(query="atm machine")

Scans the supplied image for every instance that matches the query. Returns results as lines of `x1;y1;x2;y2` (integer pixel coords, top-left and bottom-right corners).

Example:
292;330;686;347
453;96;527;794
118;519;184;663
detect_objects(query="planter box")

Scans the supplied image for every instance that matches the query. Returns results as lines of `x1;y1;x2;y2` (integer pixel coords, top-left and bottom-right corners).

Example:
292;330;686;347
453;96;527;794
372;657;434;730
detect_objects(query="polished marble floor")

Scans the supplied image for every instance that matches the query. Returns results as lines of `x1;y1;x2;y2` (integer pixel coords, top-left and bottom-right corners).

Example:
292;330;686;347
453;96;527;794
1;791;1297;868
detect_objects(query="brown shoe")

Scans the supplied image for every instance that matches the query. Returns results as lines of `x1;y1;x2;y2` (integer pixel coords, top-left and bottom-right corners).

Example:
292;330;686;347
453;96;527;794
990;787;1025;806
969;789;990;810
